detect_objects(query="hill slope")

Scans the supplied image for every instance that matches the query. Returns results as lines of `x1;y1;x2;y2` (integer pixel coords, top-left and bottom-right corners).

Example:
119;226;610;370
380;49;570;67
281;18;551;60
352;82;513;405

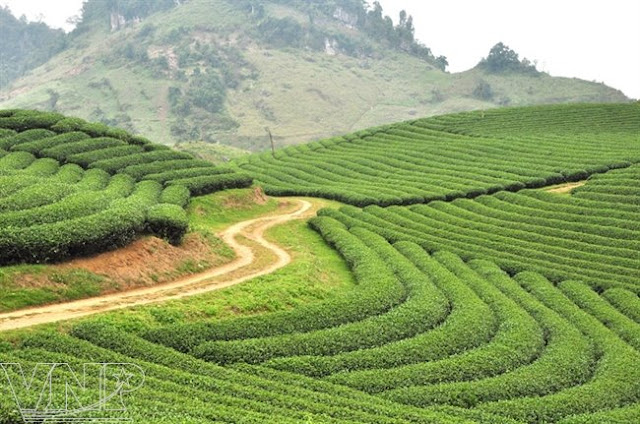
0;0;629;150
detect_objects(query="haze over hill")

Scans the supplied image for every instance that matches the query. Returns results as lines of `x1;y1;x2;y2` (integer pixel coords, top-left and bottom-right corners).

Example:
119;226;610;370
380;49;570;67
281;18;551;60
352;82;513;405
0;0;630;151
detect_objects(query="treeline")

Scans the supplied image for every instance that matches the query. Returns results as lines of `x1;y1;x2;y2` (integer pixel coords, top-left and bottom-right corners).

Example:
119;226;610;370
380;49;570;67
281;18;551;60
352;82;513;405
239;0;447;69
0;7;67;88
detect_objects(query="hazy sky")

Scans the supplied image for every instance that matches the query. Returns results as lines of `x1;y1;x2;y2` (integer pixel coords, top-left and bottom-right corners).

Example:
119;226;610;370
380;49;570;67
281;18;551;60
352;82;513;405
379;0;640;99
2;0;639;98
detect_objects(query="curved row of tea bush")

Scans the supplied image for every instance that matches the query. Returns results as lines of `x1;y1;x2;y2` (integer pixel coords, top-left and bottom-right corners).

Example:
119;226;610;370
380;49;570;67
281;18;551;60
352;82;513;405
0;109;252;264
1;328;509;424
192;228;453;365
140;218;637;422
0;110;252;191
263;244;499;377
317;185;640;292
572;164;640;207
602;288;640;323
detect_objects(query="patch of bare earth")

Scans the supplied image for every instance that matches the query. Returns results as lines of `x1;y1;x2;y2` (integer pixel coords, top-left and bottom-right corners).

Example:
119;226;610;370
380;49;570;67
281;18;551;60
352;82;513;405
224;187;269;208
545;181;587;194
13;233;229;292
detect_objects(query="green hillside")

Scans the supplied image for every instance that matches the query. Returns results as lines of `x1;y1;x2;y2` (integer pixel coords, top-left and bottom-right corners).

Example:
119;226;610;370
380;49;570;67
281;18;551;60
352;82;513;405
0;6;66;88
0;0;629;150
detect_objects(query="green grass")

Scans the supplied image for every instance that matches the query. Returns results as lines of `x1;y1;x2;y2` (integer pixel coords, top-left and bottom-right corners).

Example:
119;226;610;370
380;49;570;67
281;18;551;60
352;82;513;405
187;186;279;231
0;266;106;312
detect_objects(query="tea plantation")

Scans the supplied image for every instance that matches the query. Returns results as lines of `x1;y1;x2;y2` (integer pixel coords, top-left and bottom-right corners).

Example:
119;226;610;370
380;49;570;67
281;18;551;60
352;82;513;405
1;104;639;423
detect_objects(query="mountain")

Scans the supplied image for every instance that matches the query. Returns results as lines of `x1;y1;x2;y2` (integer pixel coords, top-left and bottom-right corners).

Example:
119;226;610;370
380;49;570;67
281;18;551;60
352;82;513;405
0;0;630;151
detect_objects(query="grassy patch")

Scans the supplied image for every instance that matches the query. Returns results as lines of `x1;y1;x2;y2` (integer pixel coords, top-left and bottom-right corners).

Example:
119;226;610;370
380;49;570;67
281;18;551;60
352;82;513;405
0;268;105;312
187;187;280;232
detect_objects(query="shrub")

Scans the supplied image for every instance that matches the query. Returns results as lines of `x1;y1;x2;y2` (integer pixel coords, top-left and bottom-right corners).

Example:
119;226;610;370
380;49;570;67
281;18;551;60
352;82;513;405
0;110;65;131
22;158;59;176
42;137;125;162
146;203;189;245
0;151;36;170
90;150;193;174
167;173;253;196
160;185;191;207
143;166;233;184
11;132;89;154
0;129;55;150
67;145;144;167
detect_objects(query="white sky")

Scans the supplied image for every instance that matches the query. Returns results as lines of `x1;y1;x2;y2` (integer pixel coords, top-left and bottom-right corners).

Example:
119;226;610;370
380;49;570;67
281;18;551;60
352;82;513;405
379;0;640;99
2;0;639;98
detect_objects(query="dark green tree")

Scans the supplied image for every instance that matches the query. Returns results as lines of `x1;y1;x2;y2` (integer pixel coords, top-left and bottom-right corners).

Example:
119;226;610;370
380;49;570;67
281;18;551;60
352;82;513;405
479;42;538;74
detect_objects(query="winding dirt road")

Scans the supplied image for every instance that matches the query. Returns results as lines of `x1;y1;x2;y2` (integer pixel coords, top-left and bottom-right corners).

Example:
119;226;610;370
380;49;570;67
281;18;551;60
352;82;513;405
0;199;314;332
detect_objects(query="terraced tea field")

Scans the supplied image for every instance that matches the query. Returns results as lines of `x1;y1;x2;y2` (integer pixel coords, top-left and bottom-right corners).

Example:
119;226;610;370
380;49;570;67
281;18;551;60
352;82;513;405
240;103;640;206
1;104;639;423
0;110;251;264
318;171;640;293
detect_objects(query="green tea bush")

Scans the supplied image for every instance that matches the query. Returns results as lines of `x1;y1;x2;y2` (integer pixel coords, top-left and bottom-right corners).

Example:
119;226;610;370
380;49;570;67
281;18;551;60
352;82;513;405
11;131;89;154
167;173;253;196
67;145;144;167
160;184;191;207
146;203;189;244
42;137;125;161
0;110;64;131
265;244;496;376
0;128;55;150
122;159;214;180
144;217;418;353
327;256;544;392
143;166;234;184
90;150;192;173
0;128;16;139
602;288;640;323
0;181;76;212
0;109;270;263
22;158;59;176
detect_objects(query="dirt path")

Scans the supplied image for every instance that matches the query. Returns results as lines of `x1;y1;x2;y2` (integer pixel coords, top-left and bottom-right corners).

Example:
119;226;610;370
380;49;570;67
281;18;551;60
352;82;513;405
0;199;315;332
545;181;587;194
